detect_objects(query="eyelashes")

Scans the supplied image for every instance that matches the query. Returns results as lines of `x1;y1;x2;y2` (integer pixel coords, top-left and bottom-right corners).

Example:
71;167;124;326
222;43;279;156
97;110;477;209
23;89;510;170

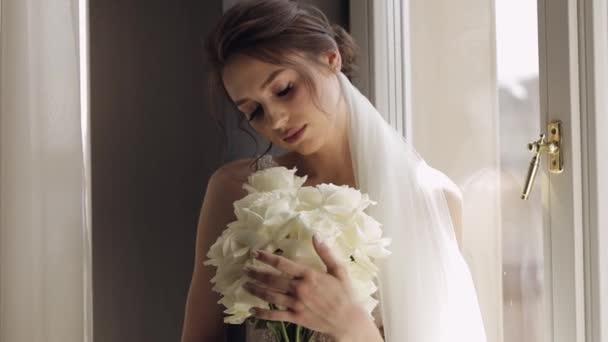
276;82;293;97
248;83;294;121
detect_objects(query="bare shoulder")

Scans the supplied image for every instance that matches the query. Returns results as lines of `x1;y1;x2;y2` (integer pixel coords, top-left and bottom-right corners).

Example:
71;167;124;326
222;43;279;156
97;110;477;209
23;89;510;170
215;157;257;182
184;158;259;341
210;157;258;200
193;157;258;261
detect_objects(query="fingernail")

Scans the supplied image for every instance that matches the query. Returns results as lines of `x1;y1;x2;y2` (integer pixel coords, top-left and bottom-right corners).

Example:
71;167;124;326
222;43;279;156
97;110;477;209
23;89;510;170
249;308;257;314
251;250;260;258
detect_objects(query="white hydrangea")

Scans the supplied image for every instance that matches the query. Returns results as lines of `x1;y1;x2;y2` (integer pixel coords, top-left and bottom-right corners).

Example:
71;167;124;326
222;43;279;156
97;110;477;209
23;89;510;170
204;166;391;324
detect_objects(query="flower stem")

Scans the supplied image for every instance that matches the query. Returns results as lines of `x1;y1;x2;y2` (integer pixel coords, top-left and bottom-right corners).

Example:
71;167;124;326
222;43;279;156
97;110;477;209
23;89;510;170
265;322;280;341
308;329;316;342
279;321;290;342
295;325;302;342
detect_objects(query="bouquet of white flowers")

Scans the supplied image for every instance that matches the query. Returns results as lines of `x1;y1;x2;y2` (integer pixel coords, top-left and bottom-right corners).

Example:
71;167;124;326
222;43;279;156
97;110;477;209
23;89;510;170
204;166;391;341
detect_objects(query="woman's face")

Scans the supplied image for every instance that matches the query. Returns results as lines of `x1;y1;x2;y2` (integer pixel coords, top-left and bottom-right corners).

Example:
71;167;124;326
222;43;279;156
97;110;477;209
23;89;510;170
221;52;343;155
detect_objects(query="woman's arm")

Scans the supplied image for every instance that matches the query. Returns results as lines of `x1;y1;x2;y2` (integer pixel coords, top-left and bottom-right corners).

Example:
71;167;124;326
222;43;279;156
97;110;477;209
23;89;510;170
419;164;465;251
181;166;243;342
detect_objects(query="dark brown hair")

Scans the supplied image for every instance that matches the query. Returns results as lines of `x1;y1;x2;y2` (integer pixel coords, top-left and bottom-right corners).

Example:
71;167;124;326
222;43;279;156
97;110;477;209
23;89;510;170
205;0;359;169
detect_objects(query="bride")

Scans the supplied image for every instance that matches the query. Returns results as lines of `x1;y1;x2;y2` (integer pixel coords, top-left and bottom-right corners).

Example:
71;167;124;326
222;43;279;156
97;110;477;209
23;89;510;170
181;0;487;341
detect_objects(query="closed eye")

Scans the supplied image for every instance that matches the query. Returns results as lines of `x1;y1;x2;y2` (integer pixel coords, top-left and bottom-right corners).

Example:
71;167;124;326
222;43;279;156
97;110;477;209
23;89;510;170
247;83;293;121
277;82;293;97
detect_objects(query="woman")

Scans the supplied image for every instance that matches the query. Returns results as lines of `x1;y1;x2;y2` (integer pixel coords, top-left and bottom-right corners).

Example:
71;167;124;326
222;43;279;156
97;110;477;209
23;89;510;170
181;1;487;341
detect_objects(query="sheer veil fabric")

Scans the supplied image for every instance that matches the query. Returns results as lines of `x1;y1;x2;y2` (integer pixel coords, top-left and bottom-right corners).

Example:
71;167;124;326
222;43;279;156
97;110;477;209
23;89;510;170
338;72;487;342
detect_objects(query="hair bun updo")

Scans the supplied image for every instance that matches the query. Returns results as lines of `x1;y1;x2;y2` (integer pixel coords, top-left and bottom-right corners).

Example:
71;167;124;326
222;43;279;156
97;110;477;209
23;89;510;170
207;0;359;80
330;23;358;80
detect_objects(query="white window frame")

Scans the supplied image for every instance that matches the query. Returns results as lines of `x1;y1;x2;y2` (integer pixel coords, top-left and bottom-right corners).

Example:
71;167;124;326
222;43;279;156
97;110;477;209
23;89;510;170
351;0;607;341
537;0;586;340
579;0;608;341
350;0;412;140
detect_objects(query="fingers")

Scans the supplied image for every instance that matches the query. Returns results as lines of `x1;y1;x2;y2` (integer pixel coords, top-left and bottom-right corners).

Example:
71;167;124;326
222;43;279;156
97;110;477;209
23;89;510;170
252;249;311;279
250;236;348;283
312;234;348;281
243;282;300;311
250;306;298;324
244;267;297;294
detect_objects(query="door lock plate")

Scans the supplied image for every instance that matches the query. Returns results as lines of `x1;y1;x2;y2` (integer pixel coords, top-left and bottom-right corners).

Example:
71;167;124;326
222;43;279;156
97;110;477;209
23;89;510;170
547;121;563;173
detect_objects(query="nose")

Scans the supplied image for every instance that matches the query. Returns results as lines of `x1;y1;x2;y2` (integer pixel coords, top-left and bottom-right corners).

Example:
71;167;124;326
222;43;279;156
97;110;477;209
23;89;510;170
268;108;289;131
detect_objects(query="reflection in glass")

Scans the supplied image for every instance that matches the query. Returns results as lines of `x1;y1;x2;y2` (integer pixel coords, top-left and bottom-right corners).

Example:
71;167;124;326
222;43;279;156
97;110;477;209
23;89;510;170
495;0;545;341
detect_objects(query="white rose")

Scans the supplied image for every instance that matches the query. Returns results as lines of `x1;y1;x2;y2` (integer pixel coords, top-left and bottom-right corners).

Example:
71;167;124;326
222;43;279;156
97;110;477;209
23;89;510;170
219;277;267;324
242;166;307;194
295;187;323;211
314;183;377;218
205;229;249;265
274;238;325;272
232;192;298;235
346;262;379;317
297;209;342;240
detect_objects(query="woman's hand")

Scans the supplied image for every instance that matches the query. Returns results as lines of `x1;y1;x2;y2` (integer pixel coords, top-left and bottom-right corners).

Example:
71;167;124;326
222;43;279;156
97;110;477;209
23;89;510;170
242;234;382;341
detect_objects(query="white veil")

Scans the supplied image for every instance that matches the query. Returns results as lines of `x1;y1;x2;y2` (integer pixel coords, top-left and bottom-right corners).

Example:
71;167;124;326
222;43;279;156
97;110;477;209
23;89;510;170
337;71;487;342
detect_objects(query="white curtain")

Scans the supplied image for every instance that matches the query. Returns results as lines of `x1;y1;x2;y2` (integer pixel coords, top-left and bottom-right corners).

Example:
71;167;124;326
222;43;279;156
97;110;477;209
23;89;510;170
0;1;92;341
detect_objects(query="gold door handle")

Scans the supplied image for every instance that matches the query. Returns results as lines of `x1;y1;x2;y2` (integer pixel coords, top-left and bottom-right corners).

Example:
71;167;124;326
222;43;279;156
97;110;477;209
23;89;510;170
521;121;563;200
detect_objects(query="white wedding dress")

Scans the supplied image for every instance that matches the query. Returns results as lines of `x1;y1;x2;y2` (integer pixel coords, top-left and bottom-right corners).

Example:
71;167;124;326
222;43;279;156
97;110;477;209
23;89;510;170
245;155;384;342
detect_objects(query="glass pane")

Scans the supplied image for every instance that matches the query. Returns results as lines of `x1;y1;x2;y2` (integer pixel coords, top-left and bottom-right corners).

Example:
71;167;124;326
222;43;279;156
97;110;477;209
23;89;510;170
407;1;547;342
495;1;545;342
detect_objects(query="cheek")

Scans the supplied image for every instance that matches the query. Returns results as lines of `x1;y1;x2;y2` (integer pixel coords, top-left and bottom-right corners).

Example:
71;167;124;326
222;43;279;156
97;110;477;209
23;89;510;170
297;86;334;122
291;86;310;110
313;96;338;125
315;81;341;117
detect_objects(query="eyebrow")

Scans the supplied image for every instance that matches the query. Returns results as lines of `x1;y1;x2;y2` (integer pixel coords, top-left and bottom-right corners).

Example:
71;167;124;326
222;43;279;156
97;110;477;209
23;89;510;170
234;68;286;106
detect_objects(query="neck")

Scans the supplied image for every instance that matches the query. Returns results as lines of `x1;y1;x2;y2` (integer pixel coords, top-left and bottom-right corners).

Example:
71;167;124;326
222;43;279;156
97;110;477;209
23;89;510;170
294;96;355;187
301;138;354;187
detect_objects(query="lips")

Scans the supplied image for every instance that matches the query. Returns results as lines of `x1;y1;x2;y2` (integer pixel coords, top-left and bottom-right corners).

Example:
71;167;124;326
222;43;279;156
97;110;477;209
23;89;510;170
282;125;305;140
282;127;301;139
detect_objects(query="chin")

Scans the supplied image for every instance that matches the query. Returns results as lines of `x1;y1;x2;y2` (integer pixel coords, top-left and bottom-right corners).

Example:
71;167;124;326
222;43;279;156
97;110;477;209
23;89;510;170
293;138;324;156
